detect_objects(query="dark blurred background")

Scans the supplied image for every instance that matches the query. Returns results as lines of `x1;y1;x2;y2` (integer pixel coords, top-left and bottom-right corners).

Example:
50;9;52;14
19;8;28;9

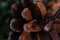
0;0;19;40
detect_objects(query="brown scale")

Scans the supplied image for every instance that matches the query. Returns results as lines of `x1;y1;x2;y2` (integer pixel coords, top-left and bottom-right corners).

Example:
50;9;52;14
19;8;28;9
10;4;22;32
46;2;60;40
20;1;60;40
20;1;56;40
52;2;60;33
19;1;47;40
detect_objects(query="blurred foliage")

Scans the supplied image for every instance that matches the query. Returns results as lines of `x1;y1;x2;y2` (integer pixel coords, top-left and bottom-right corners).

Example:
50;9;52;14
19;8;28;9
0;0;19;40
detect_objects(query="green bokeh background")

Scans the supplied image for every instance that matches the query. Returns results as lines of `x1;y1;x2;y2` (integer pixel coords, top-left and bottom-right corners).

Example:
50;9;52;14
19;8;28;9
0;0;19;40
